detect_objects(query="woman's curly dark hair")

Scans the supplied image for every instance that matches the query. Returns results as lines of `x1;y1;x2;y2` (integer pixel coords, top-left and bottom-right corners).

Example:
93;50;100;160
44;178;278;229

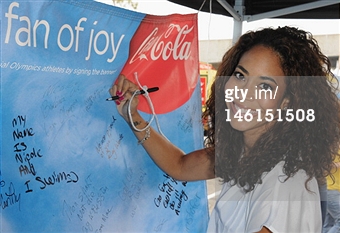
203;26;340;192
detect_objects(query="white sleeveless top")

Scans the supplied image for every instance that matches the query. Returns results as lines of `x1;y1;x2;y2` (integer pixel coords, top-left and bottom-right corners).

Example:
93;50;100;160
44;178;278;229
207;161;321;233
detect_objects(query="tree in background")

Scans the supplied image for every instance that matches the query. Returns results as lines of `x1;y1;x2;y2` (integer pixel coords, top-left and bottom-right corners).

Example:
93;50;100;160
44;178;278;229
112;0;138;9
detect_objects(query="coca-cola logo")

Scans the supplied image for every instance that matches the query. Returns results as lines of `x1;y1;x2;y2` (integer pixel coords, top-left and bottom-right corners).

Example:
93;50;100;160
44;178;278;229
121;14;198;114
129;24;193;64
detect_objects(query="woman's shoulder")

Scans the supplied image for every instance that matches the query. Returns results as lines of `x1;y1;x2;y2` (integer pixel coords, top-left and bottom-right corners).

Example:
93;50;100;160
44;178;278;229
245;162;322;233
254;161;319;201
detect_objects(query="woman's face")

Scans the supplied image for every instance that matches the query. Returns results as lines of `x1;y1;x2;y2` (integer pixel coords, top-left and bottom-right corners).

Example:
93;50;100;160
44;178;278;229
224;45;289;139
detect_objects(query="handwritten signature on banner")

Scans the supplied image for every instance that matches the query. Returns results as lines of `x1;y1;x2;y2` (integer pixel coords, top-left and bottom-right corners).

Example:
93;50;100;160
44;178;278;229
154;173;189;216
63;174;112;233
10;115;80;194
119;167;148;219
0;171;21;211
177;104;200;134
96;115;124;160
41;81;81;120
154;174;204;232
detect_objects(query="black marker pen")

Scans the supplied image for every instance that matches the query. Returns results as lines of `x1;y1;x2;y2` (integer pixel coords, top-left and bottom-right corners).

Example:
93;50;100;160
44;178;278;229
106;87;159;101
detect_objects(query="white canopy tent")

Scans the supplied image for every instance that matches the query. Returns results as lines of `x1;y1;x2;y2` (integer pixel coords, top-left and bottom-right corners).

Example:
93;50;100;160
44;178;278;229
168;0;340;43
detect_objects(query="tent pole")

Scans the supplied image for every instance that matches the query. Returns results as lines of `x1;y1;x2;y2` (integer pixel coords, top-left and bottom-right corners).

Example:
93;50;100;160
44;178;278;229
216;0;245;44
216;0;241;21
232;0;244;44
232;19;242;44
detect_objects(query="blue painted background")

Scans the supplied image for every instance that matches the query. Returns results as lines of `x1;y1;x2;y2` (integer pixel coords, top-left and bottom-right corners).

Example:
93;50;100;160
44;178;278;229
0;1;209;232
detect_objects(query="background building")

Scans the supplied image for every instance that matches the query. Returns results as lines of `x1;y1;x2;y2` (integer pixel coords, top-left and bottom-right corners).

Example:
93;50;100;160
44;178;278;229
199;34;340;75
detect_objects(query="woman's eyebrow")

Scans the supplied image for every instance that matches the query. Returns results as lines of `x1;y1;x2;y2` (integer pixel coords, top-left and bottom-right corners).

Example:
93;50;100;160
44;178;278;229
236;65;249;75
236;65;279;85
260;76;278;85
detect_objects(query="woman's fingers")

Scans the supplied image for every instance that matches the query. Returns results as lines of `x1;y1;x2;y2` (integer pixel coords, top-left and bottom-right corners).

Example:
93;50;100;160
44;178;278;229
111;75;139;94
109;74;123;96
115;74;125;93
109;74;140;107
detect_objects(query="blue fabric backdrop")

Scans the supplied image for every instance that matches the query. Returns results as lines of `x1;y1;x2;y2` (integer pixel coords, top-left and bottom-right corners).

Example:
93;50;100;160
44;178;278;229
0;1;209;232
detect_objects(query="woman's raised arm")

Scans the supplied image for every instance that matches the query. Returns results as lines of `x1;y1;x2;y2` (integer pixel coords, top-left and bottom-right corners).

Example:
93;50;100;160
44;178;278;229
109;75;215;181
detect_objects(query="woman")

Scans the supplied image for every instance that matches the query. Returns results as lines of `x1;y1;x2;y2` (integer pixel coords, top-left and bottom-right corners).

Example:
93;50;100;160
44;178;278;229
110;26;340;232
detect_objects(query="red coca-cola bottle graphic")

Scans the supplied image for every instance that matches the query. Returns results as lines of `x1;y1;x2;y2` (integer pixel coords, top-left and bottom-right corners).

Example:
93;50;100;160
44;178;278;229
121;14;199;114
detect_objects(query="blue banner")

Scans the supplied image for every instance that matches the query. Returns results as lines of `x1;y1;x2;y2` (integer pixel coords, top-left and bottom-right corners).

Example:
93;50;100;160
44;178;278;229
1;1;208;232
